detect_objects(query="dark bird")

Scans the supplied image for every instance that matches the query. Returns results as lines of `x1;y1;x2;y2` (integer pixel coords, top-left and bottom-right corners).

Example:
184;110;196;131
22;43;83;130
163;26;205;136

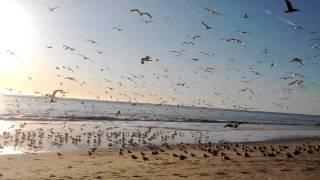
115;110;121;117
143;156;149;161
173;153;179;157
131;154;138;159
130;9;152;18
57;152;63;157
141;56;152;64
180;154;187;160
284;0;299;13
201;21;212;30
285;152;294;159
290;58;304;65
192;35;201;40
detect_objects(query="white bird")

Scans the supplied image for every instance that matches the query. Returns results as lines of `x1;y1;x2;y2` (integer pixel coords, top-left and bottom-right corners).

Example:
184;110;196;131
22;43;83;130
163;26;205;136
130;9;152;18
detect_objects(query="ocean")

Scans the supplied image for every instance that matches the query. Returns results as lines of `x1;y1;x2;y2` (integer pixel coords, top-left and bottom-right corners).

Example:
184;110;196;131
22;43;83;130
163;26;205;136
0;95;319;154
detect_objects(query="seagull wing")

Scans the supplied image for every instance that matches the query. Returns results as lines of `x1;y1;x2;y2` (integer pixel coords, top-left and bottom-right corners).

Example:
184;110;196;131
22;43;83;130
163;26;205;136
142;12;152;18
130;9;141;13
284;0;294;11
201;21;209;28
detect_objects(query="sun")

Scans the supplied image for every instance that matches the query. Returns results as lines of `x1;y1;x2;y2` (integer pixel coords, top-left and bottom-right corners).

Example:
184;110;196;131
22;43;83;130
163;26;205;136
0;0;35;72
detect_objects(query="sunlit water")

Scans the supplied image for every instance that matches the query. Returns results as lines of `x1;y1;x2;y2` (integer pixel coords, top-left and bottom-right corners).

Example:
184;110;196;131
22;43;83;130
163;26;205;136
0;95;319;155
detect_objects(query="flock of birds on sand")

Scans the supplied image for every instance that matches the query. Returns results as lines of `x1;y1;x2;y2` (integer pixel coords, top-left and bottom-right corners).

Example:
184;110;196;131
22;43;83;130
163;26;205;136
0;122;319;163
2;0;319;114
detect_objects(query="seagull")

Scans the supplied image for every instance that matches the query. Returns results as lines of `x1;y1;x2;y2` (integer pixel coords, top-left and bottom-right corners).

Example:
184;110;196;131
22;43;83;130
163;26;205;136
192;35;201;40
204;8;223;16
78;54;94;62
250;71;262;76
113;27;122;31
181;42;194;45
64;77;77;82
201;21;212;30
130;9;152;18
226;38;244;45
86;39;98;44
141;56;152;64
244;14;248;19
290;58;304;65
239;87;255;95
288;80;304;86
62;45;75;51
48;7;60;12
5;50;17;58
141;20;153;24
47;90;66;102
284;0;299;13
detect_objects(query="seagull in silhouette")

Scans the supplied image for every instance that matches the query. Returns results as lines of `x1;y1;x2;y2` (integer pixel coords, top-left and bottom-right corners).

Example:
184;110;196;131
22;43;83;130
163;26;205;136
47;90;66;102
244;14;248;19
290;58;304;65
284;0;299;13
130;9;152;18
204;8;223;16
48;7;60;12
141;56;152;64
201;21;212;30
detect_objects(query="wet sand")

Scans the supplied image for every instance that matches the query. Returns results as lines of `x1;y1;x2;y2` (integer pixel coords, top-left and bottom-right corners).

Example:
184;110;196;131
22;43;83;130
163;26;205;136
0;138;319;179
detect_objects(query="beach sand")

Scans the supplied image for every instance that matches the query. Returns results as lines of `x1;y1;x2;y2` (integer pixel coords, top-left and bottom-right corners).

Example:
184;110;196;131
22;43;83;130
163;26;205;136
0;138;319;180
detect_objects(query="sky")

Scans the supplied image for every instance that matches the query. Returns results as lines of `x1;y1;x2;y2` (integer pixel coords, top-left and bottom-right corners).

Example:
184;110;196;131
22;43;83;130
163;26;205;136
0;0;320;115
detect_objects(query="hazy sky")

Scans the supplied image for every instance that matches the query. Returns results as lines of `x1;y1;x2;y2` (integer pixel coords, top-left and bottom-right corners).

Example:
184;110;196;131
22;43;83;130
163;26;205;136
0;0;320;115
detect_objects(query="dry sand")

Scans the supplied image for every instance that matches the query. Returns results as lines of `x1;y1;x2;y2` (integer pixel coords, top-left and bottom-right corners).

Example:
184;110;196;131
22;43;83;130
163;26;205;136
0;138;319;180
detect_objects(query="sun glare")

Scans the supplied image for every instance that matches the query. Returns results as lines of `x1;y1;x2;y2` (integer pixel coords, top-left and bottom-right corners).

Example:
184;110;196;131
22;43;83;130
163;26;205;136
0;0;35;72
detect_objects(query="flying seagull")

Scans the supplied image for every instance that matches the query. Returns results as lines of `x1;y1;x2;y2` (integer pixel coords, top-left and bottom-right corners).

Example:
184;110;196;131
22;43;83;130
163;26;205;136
141;56;152;64
284;0;299;13
62;45;75;51
5;50;17;58
47;89;66;102
130;9;152;18
48;7;60;12
78;54;94;62
86;39;98;44
192;35;201;40
290;58;304;65
201;21;212;30
204;8;223;16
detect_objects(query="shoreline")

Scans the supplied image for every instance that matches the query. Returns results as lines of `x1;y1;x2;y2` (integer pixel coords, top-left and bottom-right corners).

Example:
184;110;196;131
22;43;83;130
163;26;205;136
0;137;319;179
